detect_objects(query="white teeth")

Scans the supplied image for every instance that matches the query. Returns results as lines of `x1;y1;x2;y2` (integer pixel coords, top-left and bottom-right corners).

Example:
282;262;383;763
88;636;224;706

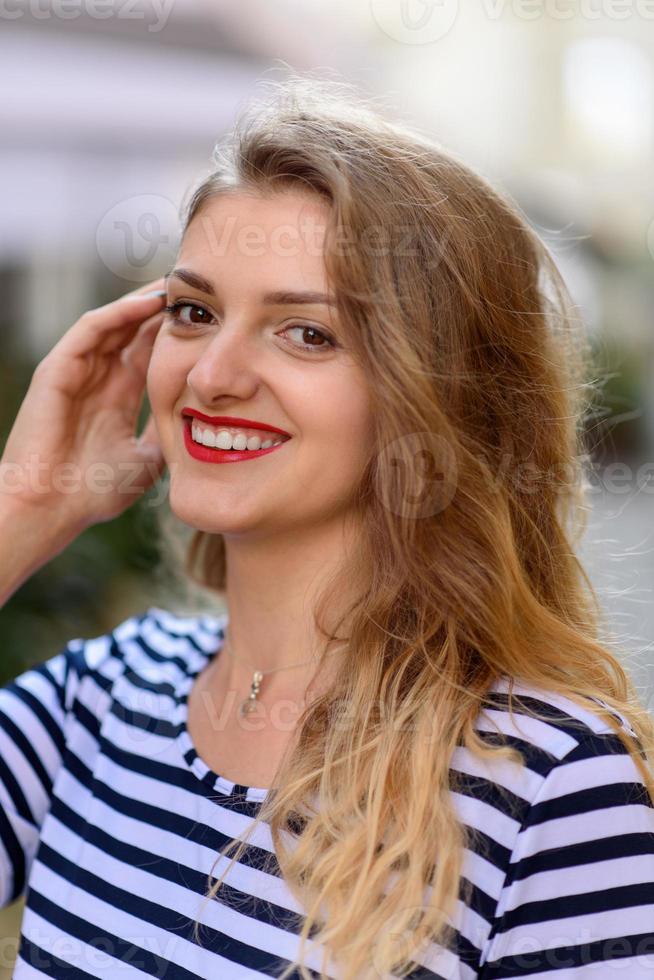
190;423;284;451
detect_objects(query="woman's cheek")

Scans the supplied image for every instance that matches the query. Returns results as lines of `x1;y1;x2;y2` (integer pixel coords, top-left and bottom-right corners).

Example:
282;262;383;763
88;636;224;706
146;338;179;406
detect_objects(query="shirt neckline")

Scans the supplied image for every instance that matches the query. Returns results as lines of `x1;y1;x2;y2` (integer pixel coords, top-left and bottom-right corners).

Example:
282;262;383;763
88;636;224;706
170;611;271;805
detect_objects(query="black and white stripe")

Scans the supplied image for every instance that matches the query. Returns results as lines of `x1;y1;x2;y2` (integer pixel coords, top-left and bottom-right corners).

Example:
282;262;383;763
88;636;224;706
0;607;651;978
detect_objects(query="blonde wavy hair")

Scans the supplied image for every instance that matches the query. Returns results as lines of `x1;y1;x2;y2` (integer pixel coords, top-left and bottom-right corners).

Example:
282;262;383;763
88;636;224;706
151;74;654;979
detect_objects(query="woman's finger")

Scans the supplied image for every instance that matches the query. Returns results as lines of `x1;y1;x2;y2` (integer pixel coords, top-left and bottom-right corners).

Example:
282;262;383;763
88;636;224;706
120;310;166;365
48;290;168;365
122;277;167;300
120;311;165;373
112;312;166;418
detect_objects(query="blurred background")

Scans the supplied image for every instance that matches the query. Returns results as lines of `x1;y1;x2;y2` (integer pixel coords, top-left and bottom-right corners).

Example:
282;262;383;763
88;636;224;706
1;0;653;969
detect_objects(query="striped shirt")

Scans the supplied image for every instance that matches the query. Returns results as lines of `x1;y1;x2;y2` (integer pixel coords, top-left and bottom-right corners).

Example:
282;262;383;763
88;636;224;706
0;605;653;978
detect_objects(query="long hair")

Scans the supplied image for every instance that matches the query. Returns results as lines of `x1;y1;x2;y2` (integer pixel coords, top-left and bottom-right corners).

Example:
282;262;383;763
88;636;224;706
153;74;654;979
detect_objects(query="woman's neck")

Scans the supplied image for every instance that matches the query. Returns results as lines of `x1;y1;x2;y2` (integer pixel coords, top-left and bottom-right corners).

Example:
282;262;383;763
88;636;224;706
220;519;357;687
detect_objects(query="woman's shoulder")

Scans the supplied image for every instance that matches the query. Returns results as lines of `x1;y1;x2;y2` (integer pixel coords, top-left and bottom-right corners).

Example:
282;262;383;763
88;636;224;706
118;604;228;654
479;674;639;752
453;674;646;825
113;602;227;665
473;681;654;976
60;604;228;696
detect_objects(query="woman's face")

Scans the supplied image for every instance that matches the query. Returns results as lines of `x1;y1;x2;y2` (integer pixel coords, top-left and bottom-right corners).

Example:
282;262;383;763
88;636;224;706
147;189;374;538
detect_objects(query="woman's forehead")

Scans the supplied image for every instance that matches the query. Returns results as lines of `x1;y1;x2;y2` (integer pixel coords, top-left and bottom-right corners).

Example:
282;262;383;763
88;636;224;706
187;188;330;233
177;194;333;284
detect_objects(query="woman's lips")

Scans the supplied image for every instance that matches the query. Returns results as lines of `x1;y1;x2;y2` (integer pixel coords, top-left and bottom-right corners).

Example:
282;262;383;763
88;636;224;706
182;409;291;438
183;419;288;464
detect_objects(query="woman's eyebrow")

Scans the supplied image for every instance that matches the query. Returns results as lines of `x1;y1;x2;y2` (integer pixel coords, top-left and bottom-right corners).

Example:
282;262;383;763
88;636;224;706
164;268;337;308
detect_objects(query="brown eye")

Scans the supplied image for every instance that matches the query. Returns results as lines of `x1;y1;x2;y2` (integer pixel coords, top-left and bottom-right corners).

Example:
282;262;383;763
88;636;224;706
280;324;336;354
162;301;214;328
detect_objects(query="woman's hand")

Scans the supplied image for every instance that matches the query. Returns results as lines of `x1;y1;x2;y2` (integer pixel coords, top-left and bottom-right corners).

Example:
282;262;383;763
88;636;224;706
0;278;169;536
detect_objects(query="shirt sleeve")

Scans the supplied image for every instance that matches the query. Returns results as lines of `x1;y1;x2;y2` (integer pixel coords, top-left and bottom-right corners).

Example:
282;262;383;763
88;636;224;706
480;728;654;978
0;636;108;908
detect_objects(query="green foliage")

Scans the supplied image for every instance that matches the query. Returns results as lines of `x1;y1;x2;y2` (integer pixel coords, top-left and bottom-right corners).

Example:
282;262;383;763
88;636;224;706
584;333;649;464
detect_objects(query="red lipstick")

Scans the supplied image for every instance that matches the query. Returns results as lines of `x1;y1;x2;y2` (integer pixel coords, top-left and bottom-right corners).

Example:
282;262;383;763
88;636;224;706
181;408;290;437
181;411;291;464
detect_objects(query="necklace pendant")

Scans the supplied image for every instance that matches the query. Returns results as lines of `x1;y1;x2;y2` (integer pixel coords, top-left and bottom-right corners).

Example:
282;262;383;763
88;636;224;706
239;670;264;718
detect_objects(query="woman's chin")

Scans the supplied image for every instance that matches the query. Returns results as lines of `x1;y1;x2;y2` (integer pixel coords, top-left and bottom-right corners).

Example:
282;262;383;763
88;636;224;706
167;492;262;536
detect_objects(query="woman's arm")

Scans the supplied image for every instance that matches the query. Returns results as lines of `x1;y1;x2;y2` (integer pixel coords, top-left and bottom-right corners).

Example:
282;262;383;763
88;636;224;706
0;280;169;610
480;727;654;978
0;496;87;609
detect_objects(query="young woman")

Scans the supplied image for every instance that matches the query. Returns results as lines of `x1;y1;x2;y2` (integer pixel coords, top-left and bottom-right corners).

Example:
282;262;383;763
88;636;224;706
0;78;653;980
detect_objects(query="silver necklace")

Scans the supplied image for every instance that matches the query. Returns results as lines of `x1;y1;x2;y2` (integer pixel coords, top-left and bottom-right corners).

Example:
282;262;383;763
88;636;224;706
223;631;343;718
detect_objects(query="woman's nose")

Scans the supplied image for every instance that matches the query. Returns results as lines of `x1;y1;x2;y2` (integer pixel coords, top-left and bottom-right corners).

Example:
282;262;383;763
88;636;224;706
185;327;260;404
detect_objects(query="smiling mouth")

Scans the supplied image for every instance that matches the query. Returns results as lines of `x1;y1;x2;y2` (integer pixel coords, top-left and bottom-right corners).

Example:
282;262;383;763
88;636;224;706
182;412;291;440
183;418;290;456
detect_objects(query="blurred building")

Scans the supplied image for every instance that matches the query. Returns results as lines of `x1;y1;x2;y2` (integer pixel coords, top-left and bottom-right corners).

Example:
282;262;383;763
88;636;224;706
2;1;653;355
